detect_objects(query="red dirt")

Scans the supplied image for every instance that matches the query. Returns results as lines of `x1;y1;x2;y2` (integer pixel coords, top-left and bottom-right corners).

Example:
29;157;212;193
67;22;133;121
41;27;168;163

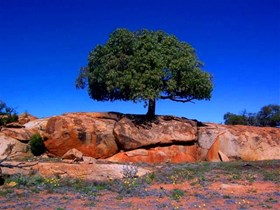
1;179;279;209
0;161;279;209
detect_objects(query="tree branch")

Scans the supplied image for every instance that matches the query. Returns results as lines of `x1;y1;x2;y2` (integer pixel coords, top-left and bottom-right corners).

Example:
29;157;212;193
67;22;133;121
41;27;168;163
160;95;196;103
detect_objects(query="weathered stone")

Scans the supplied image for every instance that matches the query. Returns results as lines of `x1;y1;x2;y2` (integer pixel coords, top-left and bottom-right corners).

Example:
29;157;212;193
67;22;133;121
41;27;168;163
1;128;33;143
1;118;50;148
218;150;230;162
1;161;151;181
83;156;97;164
0;133;31;159
206;131;224;162
44;112;120;158
198;123;280;161
6;122;25;128
107;145;197;163
24;118;49;131
24;118;49;138
62;148;83;161
18;113;38;125
114;116;197;150
3;111;278;163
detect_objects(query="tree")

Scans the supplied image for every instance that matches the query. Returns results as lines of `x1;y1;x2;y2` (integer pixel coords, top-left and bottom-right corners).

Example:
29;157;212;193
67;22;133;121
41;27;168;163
223;112;249;125
76;28;213;117
0;100;18;126
223;104;280;127
257;105;280;127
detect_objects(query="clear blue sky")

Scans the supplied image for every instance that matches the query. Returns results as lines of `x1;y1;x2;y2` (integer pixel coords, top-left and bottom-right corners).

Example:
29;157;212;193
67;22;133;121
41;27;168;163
0;0;279;123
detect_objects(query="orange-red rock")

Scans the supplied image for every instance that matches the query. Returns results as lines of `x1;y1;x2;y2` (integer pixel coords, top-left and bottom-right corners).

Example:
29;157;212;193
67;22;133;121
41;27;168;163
18;113;38;125
2;161;151;181
23;118;49;136
199;123;280;161
1;128;33;143
107;144;197;163
44;112;120;158
218;150;230;162
62;148;83;161
0;133;32;159
206;132;224;162
1;118;49;143
2;111;279;163
114;116;197;150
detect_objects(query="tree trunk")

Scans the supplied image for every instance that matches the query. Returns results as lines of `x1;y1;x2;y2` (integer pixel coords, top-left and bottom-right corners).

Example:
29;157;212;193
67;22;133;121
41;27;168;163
146;99;156;118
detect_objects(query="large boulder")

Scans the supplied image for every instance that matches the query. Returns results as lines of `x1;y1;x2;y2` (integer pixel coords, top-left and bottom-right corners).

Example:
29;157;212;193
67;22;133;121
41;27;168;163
107;144;197;163
44;112;121;158
24;118;49;137
1;128;33;143
1;118;49;143
114;116;197;150
198;123;280;161
0;133;31;159
24;118;49;130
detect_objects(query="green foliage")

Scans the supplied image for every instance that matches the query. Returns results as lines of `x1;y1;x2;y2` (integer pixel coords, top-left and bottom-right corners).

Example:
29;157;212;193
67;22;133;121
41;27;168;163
77;28;213;116
7;174;45;187
262;170;280;182
0;100;18;126
246;174;256;183
223;112;249;125
0;189;14;196
145;172;156;184
29;134;46;156
170;189;185;200
223;195;231;199
257;105;280;127
224;104;280;127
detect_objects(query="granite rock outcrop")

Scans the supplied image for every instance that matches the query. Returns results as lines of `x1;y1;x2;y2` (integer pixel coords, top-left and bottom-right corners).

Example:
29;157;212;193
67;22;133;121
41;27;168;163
1;112;279;163
198;123;280;161
44;112;120;158
113;115;197;150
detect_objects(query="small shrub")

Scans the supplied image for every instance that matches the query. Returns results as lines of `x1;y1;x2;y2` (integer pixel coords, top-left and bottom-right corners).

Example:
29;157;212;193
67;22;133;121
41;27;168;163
29;134;46;156
55;208;65;210
7;174;45;187
122;164;138;179
246;174;256;183
0;189;14;196
145;172;156;184
44;177;60;187
223;195;231;199
170;189;185;201
232;173;242;180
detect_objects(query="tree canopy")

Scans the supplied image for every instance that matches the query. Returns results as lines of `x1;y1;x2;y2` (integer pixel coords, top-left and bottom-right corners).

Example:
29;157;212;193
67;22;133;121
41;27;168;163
76;28;213;117
257;105;280;127
224;104;280;127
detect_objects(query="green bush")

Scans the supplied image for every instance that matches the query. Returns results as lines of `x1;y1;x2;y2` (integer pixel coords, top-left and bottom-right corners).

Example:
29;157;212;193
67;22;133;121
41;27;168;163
29;134;46;156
